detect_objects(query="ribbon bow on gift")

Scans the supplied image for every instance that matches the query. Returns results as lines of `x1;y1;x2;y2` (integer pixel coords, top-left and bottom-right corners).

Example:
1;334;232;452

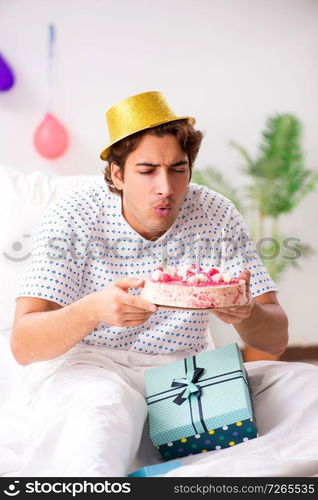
171;367;204;405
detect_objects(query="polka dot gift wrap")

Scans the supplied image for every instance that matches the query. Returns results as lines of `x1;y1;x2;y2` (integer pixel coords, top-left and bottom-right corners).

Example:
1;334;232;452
145;343;259;460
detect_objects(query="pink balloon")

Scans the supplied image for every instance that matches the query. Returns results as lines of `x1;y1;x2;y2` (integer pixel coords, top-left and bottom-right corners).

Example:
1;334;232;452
33;112;69;159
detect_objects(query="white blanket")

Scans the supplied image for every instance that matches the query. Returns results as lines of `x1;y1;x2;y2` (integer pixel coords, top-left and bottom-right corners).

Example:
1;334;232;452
1;329;318;477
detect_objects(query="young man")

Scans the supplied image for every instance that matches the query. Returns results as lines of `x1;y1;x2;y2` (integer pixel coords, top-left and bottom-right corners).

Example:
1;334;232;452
10;91;288;476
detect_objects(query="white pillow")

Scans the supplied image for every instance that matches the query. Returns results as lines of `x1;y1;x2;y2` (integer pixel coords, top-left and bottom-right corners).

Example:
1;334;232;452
0;165;105;331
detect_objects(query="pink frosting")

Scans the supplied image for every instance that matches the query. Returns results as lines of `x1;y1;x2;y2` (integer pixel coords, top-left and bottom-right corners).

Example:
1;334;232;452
150;265;240;287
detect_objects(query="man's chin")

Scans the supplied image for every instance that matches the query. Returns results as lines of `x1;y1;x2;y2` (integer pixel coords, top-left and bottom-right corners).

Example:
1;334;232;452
147;224;174;240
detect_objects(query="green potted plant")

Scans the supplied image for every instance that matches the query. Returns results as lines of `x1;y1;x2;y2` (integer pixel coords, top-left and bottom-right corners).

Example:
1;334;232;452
192;114;318;282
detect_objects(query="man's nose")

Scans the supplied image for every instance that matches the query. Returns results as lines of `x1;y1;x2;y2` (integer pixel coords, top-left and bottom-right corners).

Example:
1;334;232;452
155;171;174;197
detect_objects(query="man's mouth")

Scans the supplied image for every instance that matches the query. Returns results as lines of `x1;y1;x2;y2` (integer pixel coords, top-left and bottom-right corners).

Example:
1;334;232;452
154;206;172;217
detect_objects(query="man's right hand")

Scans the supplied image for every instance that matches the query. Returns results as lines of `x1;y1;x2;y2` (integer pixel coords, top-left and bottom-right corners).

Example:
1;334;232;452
88;277;157;327
11;277;157;365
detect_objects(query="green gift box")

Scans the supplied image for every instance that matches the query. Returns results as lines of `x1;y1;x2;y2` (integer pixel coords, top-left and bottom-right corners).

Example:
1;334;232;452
145;343;259;460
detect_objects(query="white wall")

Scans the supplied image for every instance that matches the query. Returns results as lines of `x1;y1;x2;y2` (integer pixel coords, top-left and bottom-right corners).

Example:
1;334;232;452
1;0;318;345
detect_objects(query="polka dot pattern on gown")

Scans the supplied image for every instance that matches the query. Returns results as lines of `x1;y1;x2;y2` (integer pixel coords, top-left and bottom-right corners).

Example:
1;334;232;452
16;182;277;354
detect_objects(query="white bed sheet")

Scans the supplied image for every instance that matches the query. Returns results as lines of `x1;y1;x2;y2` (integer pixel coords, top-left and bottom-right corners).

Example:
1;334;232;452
1;328;318;478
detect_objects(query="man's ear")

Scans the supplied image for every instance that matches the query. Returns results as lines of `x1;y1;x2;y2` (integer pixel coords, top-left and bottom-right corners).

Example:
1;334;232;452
110;162;123;191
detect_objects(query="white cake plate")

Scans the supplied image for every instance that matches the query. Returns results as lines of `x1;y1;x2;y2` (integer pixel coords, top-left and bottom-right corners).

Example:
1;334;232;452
156;304;243;311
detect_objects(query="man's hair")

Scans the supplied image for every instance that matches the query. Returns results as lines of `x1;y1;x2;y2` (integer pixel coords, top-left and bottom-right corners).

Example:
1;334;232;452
103;119;204;196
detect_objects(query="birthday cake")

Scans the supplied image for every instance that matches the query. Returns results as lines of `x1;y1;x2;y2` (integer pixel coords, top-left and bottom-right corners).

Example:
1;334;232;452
140;265;247;309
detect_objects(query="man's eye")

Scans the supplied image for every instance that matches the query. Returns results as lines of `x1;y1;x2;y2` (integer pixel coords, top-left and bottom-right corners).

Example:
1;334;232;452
139;170;186;175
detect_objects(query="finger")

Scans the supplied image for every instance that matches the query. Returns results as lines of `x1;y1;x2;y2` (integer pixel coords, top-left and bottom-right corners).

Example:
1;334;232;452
209;305;241;314
122;311;154;319
209;311;238;324
217;311;247;320
211;312;246;324
229;303;252;313
239;269;251;285
237;270;251;302
210;307;251;321
120;292;157;312
123;317;151;324
222;302;253;315
115;277;145;291
115;296;155;313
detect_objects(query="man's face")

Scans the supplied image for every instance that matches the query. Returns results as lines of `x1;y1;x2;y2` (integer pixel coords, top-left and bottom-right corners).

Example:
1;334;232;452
111;133;190;241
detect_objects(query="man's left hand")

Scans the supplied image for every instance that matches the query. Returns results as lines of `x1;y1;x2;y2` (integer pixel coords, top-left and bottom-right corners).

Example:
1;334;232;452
209;269;255;324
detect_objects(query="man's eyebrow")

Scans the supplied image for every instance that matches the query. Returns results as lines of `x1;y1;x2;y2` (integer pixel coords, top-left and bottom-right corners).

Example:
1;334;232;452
135;161;189;167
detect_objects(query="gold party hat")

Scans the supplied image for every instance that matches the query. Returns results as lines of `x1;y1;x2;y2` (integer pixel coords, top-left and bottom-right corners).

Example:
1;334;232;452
100;90;195;160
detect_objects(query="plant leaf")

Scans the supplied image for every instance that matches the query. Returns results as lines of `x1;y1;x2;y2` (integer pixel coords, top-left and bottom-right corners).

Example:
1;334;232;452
191;166;245;213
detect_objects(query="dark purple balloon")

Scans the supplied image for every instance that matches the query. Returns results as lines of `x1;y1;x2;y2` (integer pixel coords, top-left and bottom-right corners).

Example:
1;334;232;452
0;53;15;91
